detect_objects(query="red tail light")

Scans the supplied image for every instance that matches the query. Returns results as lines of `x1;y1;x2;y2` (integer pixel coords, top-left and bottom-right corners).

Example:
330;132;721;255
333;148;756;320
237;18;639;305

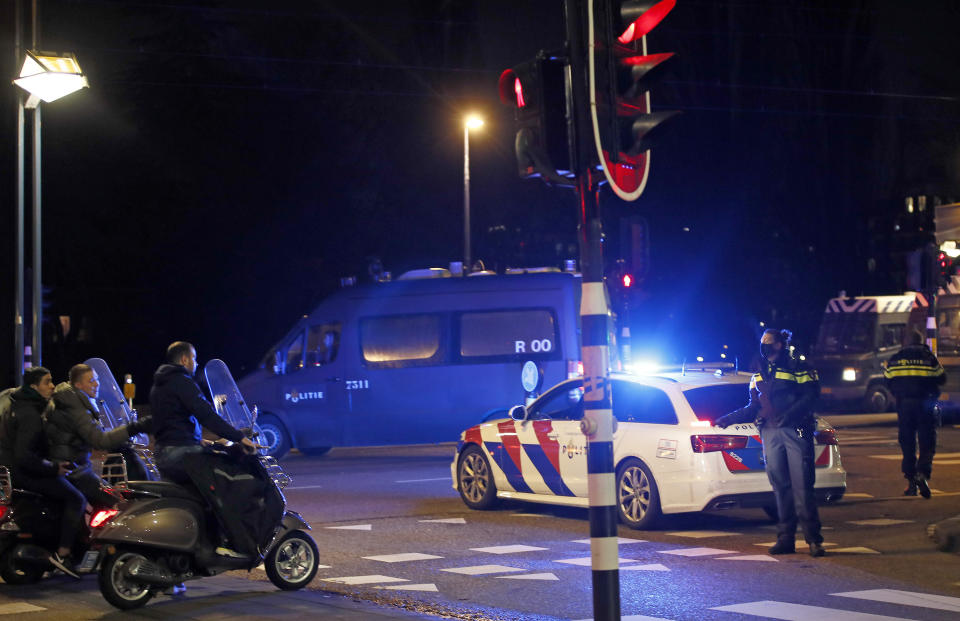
0;505;8;520
814;428;839;445
691;435;749;453
90;509;119;528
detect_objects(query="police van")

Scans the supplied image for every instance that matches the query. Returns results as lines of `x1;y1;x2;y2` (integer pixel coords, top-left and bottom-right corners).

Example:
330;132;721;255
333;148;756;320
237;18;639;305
238;267;616;458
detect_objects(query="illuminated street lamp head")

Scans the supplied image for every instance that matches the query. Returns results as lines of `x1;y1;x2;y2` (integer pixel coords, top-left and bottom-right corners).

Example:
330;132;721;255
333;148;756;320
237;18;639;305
14;51;88;109
465;116;484;130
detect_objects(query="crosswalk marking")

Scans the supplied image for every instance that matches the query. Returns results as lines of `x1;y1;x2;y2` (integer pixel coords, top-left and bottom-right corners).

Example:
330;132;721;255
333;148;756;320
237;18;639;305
323;574;408;585
718;555;778;562
871;452;960;461
843;493;875;498
0;604;46;615
572;537;646;545
574;615;672;621
471;544;548;554
755;542;837;548
710;600;913;620
362;552;443;563
665;530;739;538
554;557;639;567
441;564;525;576
658;547;735;557
620;563;670;572
381;583;439;592
498;572;560;581
847;519;913;526
419;517;467;524
832;547;881;554
832;589;960;613
325;524;372;531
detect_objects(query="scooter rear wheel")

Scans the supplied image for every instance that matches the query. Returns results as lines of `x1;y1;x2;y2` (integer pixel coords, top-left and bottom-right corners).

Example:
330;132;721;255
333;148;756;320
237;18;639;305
0;550;44;584
265;530;319;590
99;549;155;610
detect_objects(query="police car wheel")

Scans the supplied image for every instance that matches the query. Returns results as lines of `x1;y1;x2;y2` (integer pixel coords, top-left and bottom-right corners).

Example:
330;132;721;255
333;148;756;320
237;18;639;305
458;446;498;510
256;414;292;459
616;459;661;529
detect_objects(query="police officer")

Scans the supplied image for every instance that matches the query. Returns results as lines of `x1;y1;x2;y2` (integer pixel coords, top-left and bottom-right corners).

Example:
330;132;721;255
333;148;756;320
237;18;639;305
716;329;825;557
884;330;945;499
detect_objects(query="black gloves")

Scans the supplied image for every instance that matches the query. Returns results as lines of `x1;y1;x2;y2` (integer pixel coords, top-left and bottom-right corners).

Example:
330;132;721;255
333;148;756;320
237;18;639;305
715;415;731;429
127;415;153;437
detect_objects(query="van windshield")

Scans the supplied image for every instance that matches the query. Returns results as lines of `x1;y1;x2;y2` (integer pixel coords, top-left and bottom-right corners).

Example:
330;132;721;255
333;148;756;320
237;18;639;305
817;314;876;353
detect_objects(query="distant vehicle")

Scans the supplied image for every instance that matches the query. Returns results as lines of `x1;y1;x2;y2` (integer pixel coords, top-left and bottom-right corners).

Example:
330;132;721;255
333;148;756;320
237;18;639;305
239;267;619;458
451;368;846;529
812;293;928;412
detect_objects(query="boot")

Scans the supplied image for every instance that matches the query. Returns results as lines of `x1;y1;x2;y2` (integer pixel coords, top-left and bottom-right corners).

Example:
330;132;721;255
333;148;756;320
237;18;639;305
904;479;918;496
809;543;826;558
768;539;795;555
916;475;931;499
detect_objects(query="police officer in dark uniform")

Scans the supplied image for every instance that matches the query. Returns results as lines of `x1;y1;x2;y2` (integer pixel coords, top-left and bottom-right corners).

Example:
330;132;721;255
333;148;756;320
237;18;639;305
716;329;825;557
884;330;945;499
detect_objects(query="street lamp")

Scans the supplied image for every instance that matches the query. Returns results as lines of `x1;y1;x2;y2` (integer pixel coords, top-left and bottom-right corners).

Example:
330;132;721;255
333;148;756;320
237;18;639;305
13;48;87;371
463;115;484;271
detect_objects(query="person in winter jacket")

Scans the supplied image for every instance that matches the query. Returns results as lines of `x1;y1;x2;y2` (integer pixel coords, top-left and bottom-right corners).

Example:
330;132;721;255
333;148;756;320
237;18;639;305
45;363;152;506
715;329;825;558
0;367;83;577
884;330;946;499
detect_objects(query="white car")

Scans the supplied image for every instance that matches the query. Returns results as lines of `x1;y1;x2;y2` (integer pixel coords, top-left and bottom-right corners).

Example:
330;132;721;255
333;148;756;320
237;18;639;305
451;369;846;529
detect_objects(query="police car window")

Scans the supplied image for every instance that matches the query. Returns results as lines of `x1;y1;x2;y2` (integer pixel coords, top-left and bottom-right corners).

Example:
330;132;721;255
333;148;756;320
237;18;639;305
612;382;677;424
683;384;752;424
285;332;305;373
361;314;443;368
879;324;904;349
306;323;342;367
459;309;559;361
530;382;583;421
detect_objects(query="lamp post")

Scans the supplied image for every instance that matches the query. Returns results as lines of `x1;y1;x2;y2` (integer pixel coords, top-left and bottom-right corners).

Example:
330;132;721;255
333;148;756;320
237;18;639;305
13;25;88;369
463;115;483;271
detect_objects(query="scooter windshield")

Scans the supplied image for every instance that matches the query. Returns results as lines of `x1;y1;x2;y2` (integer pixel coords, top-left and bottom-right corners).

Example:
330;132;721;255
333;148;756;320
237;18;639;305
83;358;148;444
203;359;255;431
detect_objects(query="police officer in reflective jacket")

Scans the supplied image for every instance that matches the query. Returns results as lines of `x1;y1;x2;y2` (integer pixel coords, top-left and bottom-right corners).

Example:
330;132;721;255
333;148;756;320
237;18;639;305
716;329;825;557
884;331;945;499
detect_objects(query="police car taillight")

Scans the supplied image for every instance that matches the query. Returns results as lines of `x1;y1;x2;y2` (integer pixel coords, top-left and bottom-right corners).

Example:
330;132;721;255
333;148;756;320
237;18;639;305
691;435;749;453
814;428;839;445
90;509;119;528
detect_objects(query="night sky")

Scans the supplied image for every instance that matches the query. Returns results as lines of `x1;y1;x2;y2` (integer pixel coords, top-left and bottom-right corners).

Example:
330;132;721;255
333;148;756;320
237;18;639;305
1;0;959;389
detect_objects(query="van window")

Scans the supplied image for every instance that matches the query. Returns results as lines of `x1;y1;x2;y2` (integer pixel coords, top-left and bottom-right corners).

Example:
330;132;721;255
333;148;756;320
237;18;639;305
306;323;341;366
612;382;678;425
879;323;905;349
285;332;304;373
459;309;560;362
361;314;443;368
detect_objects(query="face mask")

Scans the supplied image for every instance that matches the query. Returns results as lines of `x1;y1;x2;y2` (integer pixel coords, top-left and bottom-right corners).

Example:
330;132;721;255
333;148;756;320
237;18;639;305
760;343;778;358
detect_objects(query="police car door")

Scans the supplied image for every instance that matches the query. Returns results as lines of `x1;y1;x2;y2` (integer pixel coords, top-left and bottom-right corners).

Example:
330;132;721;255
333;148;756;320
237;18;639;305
522;380;587;497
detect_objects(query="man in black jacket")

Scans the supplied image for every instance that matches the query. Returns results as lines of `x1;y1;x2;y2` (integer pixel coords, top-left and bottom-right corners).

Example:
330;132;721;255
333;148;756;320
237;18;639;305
884;331;946;499
150;341;256;557
716;329;825;557
0;367;83;577
45;363;152;506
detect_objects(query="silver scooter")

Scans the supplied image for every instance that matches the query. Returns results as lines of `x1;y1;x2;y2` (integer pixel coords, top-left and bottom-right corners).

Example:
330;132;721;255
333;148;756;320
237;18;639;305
89;359;319;610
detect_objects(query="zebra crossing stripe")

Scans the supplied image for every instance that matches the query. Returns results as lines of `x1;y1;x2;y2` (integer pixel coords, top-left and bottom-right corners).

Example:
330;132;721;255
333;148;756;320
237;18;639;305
832;589;960;613
710;600;913;620
0;604;46;615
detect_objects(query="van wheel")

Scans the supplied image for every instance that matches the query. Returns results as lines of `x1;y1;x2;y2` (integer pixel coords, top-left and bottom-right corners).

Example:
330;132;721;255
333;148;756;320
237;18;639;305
98;549;154;610
300;446;332;457
256;414;291;459
863;384;893;413
457;446;498;510
616;459;661;530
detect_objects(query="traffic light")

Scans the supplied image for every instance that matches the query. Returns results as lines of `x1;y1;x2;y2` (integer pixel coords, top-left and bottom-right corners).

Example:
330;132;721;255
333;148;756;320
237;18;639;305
620;215;649;281
499;51;574;185
592;0;679;200
622;273;633;288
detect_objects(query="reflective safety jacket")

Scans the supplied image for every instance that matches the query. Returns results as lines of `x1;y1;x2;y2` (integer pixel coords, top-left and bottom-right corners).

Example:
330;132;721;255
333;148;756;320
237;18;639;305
720;357;820;430
883;344;945;401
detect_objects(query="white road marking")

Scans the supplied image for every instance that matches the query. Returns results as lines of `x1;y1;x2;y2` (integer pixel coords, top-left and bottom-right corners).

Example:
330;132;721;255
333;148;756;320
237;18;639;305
441;564;524;576
419;517;467;524
572;538;646;545
287;485;326;490
718;555;778;562
933;460;960;465
362;552;443;563
553;557;638;566
395;477;451;483
381;583;439;592
832;547;881;554
620;563;671;572
665;530;739;538
658;547;735;557
0;603;46;615
325;524;372;531
574;615;673;621
755;542;837;548
323;574;408;585
871;452;960;461
710;600;912;620
511;513;543;517
833;589;960;612
848;519;914;526
843;493;875;498
498;572;560;581
471;544;548;554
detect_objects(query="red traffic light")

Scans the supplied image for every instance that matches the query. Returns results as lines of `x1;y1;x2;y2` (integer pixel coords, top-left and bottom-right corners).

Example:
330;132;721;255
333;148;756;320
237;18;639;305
498;69;526;108
619;0;677;44
622;274;633;288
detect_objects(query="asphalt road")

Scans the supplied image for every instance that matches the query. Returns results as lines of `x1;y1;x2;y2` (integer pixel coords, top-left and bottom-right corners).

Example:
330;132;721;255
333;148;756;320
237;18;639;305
3;414;960;620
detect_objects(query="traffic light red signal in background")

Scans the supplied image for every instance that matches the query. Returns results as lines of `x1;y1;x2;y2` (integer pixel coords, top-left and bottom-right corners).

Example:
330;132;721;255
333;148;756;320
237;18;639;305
622;273;633;288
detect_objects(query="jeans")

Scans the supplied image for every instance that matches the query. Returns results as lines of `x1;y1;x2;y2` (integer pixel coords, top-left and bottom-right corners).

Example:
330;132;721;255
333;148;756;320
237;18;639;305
67;465;121;508
761;425;823;545
16;472;86;551
897;397;938;480
156;445;206;484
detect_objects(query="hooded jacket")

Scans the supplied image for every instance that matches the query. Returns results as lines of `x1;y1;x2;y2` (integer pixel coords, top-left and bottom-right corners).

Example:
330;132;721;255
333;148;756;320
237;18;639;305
45;382;132;466
884;343;945;401
718;355;820;430
149;364;244;447
0;386;58;477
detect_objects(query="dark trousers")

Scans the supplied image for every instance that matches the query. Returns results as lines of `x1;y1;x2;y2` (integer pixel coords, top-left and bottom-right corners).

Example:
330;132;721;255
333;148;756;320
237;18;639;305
897;397;938;480
68;466;121;508
16;472;86;551
761;425;823;545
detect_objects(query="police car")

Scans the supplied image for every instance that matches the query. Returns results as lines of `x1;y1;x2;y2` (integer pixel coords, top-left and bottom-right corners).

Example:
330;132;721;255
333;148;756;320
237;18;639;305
451;368;846;529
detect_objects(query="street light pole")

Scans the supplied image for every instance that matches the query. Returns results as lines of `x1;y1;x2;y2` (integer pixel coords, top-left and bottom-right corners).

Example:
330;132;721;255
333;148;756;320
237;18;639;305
463;122;471;271
31;104;42;367
14;0;25;376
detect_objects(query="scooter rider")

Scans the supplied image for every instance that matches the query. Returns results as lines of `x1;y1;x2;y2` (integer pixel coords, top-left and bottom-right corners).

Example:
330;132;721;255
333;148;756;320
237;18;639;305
150;341;257;558
0;367;84;578
45;363;153;507
715;329;826;557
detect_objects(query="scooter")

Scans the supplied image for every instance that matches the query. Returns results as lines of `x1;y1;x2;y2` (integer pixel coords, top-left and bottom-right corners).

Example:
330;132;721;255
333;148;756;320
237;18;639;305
89;359;319;610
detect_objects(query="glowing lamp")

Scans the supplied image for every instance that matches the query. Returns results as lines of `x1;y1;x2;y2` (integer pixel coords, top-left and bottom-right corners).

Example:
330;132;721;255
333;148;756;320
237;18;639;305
465;116;484;130
14;51;88;109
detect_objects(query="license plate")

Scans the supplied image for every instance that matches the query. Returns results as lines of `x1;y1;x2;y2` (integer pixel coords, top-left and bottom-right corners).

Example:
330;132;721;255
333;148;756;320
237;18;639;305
78;550;99;572
821;387;833;394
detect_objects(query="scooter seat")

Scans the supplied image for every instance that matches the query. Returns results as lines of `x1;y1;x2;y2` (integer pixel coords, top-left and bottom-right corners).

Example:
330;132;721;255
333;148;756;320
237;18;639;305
126;481;204;503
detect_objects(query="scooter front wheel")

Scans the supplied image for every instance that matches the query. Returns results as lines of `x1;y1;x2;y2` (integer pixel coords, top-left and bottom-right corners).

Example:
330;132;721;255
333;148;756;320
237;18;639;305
98;549;155;610
265;530;320;590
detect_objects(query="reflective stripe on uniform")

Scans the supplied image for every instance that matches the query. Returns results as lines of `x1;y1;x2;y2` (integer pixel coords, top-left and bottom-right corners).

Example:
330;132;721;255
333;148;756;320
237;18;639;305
773;370;819;384
883;365;945;378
